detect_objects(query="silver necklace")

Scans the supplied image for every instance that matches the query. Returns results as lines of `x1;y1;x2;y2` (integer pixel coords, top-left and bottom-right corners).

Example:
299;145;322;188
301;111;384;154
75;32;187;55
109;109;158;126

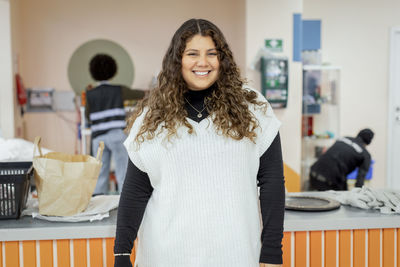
185;98;207;118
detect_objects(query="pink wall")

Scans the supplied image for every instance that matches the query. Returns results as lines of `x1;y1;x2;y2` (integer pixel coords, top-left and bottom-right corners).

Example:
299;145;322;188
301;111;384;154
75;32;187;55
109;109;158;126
12;0;246;153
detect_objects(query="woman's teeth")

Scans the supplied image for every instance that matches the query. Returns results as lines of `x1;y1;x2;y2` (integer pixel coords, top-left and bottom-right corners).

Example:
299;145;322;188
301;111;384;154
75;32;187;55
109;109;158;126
194;71;209;75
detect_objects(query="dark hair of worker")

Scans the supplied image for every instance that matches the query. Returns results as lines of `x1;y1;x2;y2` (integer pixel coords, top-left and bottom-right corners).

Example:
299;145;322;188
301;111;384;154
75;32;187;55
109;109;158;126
89;53;118;81
357;128;374;145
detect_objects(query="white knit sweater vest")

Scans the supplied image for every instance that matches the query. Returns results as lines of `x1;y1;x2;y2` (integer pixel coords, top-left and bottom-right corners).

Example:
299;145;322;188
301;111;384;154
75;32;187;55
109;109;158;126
124;88;281;267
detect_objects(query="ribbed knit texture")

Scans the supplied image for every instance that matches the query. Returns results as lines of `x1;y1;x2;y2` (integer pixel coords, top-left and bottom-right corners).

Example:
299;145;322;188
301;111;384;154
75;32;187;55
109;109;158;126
124;88;281;267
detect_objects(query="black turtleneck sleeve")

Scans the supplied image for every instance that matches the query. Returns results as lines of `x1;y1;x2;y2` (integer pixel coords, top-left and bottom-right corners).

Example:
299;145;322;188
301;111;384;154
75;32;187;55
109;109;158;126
114;160;153;266
258;133;285;264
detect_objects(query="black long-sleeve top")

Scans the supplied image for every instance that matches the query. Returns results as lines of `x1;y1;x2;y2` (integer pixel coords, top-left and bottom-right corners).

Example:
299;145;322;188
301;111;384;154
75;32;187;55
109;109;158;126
114;86;285;266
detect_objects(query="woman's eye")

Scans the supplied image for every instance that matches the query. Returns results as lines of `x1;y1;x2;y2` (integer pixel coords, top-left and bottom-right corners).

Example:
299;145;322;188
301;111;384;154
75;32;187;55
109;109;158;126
187;53;198;56
208;53;218;56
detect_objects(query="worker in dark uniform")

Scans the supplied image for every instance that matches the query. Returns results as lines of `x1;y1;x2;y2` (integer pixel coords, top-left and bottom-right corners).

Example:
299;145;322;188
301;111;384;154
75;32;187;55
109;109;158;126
309;128;374;191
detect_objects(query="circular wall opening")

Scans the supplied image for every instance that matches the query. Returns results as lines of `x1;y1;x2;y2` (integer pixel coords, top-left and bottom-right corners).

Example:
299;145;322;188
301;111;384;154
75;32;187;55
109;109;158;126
68;39;134;95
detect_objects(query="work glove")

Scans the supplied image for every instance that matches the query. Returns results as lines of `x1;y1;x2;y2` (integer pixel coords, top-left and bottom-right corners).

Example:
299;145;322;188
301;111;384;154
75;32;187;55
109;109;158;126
336;187;371;209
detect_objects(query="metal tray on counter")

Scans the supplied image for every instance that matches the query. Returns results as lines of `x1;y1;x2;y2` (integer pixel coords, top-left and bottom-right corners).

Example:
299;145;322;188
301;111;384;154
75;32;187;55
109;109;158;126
285;195;341;211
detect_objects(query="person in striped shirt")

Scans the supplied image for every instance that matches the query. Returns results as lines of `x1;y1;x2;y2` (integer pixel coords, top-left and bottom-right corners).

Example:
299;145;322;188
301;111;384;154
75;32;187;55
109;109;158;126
86;54;144;195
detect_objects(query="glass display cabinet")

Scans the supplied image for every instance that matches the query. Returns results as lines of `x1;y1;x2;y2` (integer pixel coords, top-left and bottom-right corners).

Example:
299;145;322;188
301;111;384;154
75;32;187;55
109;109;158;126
301;65;341;190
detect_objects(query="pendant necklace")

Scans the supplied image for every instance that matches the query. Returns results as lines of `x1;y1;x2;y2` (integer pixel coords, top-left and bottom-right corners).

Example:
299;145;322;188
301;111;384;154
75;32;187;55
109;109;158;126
185;98;207;118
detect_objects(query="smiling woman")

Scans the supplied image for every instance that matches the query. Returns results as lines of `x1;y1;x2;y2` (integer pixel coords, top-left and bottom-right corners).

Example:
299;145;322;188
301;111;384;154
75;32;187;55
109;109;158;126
114;18;284;267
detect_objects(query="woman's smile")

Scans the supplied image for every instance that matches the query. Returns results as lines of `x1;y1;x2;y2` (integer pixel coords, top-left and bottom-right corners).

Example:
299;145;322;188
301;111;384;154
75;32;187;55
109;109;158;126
193;70;211;76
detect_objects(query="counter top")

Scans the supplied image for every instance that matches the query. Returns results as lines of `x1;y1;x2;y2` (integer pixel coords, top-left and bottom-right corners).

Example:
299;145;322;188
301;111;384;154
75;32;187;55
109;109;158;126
1;192;399;241
284;191;400;231
0;210;117;241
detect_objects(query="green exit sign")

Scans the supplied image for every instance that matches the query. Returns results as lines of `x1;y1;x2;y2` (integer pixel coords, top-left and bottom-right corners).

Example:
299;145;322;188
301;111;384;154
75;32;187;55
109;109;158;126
265;39;283;52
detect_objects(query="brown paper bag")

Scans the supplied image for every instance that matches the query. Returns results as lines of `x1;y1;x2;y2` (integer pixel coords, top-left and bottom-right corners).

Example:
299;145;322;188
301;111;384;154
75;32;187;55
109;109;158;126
33;136;104;216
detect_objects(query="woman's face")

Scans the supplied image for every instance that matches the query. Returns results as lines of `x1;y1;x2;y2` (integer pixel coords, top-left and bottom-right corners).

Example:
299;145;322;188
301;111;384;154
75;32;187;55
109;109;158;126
181;34;220;91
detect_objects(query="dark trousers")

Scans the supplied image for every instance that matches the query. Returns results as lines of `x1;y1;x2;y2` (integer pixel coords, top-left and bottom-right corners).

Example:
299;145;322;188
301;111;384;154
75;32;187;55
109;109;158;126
309;170;347;191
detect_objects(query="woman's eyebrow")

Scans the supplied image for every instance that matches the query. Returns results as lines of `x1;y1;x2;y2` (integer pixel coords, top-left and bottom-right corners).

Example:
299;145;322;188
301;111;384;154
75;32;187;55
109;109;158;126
184;48;217;52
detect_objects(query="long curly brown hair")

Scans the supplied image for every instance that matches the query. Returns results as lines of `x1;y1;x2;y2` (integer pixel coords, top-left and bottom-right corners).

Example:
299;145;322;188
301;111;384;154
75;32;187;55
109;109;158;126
127;18;267;144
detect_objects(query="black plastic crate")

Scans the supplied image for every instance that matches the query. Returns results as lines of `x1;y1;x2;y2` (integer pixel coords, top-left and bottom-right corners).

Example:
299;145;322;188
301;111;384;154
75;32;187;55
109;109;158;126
0;161;32;219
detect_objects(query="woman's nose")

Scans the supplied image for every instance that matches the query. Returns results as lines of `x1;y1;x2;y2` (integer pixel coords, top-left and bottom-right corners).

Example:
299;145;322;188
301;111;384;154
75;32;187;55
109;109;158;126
196;54;208;66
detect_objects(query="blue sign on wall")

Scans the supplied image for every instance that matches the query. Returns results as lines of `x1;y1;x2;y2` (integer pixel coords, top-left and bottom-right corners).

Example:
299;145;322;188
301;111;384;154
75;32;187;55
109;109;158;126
293;13;302;62
302;20;321;51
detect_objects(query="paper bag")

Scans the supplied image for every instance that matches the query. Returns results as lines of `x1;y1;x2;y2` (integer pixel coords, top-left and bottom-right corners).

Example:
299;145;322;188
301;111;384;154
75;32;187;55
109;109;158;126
33;136;104;216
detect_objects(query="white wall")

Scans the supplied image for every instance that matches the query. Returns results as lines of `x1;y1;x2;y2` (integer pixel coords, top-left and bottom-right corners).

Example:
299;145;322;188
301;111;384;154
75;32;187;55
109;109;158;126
0;0;15;138
303;0;400;188
246;0;303;173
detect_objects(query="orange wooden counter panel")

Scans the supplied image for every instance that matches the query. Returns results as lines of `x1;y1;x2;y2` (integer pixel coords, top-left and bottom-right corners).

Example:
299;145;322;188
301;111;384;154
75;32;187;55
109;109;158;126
0;238;136;267
1;229;400;266
282;228;400;267
4;229;397;267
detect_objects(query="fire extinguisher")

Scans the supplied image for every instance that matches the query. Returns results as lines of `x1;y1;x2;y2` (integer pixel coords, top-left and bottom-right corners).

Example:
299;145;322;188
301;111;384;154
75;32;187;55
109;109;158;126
15;73;27;115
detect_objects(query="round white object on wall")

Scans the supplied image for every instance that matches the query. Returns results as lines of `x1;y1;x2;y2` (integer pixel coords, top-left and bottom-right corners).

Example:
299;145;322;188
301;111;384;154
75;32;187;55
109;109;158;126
67;39;134;95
